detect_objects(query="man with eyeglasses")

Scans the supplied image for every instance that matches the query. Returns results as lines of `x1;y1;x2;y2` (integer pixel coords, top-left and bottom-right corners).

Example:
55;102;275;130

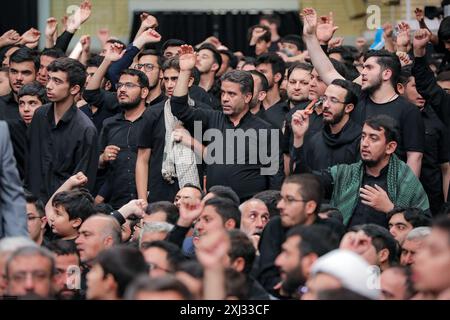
291;79;361;173
140;240;185;278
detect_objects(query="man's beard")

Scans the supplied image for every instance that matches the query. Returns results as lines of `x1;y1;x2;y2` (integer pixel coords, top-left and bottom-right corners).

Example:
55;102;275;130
363;75;383;95
362;158;381;168
281;265;307;297
119;96;141;110
323;107;346;125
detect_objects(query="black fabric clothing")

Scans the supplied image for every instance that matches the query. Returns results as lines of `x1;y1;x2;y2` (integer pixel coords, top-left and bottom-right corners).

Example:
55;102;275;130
293;120;361;174
6;119;27;180
351;93;425;161
54;31;75;53
166;224;191;250
170;94;284;201
257;100;290;129
347;165;390;228
79;103;117;133
0;92;20;121
138;102;181;203
82;88;120;113
26;103;99;202
189;85;213;106
99;111;147;209
247;276;272;300
419;106;449;215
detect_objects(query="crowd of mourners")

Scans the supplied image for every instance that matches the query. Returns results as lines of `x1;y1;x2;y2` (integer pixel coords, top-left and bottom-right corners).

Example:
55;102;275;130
0;0;449;300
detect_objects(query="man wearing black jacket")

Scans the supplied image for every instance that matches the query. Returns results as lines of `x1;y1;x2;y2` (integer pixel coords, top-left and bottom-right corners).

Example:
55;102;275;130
293;79;361;173
412;29;450;203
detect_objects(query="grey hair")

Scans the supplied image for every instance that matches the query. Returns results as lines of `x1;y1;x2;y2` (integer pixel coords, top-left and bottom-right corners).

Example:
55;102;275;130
405;227;431;242
238;198;266;213
139;222;174;247
0;237;37;254
88;214;122;245
5;246;56;279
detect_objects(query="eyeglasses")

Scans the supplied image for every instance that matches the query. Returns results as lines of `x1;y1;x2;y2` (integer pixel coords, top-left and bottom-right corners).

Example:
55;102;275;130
322;96;347;105
147;262;171;273
116;82;143;90
134;63;157;72
279;196;308;205
27;215;42;221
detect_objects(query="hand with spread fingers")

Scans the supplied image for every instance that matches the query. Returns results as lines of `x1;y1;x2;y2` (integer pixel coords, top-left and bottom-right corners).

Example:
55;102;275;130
359;184;394;213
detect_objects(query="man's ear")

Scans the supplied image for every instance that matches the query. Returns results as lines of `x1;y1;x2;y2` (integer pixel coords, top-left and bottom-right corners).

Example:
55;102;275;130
70;84;81;96
386;140;398;155
141;87;149;100
71;218;82;229
258;90;267;102
224;219;236;230
40;216;48;230
301;253;318;278
397;83;405;94
382;68;393;82
344;103;354;114
244;92;253;104
377;248;390;265
211;62;219;73
231;257;246;273
104;235;114;248
188;76;194;88
273;72;282;85
305;200;318;216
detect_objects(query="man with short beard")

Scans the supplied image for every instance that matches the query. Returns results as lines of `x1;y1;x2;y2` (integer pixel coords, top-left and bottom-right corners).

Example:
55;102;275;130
274;225;334;299
96;69;149;209
292;114;429;228
292;79;361;172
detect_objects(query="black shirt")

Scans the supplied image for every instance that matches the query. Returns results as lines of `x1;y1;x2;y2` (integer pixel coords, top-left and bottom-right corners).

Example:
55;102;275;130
420;106;449;215
138;103;181;203
7;119;27;180
257;100;290;129
26;103;99;202
99;111;147;209
0;92;20;121
80;103;117;133
348;165;390;228
170;94;284;201
351;93;425;161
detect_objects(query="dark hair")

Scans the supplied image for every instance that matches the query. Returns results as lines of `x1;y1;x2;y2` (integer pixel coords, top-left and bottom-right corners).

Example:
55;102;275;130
146;201;179;225
219;49;238;70
398;65;413;86
119;68;149;88
283;174;323;214
228;230;255;274
287;62;313;80
437;70;450;82
86;54;104;68
363;50;401;88
260;14;281;28
106;38;126;47
351;224;399;265
241;56;256;69
204;197;241;228
281;34;304;51
141;240;186;272
208;185;240;206
387;207;432;228
125;274;193;300
330;79;359;106
18;81;48;104
364;114;399;143
94;203;114;215
95;246;148;298
198;43;222;72
255;52;286;85
176;260;204;279
248;25;272;44
225;268;249;299
47;57;87;88
249;69;269;92
329;58;351;80
41;48;65;60
328;46;355;65
137;49;163;68
432;215;450;245
24;189;45;218
161;56;180;72
52;189;95;223
0;66;9;73
182;183;205;199
221;70;254;96
46;239;79;258
10;47;40;72
253;190;281;217
438;16;450;42
319;206;344;224
161;39;186;54
286;225;337;257
385;266;416;299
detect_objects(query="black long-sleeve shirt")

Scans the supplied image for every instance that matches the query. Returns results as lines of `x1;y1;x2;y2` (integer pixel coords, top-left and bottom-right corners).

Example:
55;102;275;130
170;94;284;201
26;103;99;202
0;92;20;121
99;112;147;209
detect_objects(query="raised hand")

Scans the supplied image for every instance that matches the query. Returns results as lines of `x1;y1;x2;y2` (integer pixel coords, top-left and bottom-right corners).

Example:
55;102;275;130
328;36;344;49
396;22;411;51
396;51;412;67
340;230;373;256
413;29;431;57
291;109;311;139
45;17;58;39
140;12;159;29
178;197;204;227
80;35;91;53
20;28;41;44
0;30;20;47
134;28;162;49
104;42;126;62
316;12;338;44
301;8;318;37
382;23;393;39
196;227;230;269
178;45;197;71
414;7;425;22
118;199;147;219
67;0;92;32
66;171;88;189
250;27;267;46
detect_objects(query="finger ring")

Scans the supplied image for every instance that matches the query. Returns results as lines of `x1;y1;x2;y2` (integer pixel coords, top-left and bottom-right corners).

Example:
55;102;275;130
108;153;112;158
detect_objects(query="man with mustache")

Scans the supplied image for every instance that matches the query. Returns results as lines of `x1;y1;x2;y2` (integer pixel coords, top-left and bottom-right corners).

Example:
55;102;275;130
0;47;39;121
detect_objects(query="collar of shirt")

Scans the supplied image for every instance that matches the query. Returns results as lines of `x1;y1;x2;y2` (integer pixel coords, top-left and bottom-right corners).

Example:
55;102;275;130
148;93;167;106
46;103;77;127
4;91;16;104
115;111;144;122
363;162;389;179
225;110;253;128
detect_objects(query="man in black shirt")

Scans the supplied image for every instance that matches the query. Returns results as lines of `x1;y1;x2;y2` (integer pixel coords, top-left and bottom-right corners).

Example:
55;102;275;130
37;48;65;86
0;47;39;121
255;53;289;129
97;69;149;209
196;44;222;109
397;66;449;215
302;8;424;177
26;58;98;202
170;45;284;201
